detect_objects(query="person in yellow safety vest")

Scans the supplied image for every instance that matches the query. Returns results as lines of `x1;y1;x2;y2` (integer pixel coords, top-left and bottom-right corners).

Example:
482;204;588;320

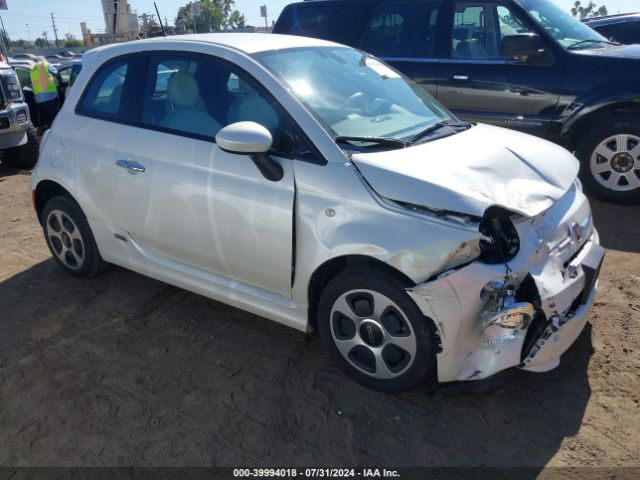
30;59;60;132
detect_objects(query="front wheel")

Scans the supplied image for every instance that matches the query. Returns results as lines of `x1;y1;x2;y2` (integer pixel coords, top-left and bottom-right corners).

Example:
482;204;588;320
576;116;640;204
317;268;437;392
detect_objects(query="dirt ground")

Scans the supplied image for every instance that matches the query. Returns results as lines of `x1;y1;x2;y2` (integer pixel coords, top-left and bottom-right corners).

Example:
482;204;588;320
1;165;639;472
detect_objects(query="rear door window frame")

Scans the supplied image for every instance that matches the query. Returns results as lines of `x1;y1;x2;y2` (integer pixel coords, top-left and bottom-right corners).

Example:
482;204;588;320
75;53;146;124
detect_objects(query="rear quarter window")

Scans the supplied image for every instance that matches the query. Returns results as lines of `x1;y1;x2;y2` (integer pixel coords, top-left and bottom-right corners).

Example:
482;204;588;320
362;1;440;58
274;2;378;46
76;58;141;121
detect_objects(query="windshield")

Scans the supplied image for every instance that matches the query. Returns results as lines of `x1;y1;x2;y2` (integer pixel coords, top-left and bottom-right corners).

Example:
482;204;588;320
518;0;609;48
254;47;453;144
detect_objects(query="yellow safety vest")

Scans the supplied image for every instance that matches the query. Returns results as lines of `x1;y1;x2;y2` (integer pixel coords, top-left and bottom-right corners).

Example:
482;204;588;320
30;61;58;103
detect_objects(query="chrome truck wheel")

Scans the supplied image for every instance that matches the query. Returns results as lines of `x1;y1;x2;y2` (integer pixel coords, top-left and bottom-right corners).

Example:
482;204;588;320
577;116;640;204
590;134;640;192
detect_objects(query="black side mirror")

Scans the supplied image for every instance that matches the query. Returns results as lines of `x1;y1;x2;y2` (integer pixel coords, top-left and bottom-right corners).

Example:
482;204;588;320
502;33;543;61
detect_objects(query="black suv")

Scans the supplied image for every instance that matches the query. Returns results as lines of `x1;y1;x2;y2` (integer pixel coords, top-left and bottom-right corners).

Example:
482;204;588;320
274;0;640;204
584;13;640;45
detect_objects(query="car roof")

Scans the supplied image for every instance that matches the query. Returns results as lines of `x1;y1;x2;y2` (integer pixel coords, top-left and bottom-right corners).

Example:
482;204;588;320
58;59;82;68
9;61;35;68
584;12;640;26
93;33;341;57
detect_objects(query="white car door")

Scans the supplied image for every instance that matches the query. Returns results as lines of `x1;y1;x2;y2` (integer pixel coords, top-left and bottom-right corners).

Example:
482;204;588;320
72;58;135;230
113;53;295;298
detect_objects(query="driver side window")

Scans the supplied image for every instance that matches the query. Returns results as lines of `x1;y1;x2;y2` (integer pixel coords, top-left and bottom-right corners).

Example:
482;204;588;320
451;2;531;59
140;55;282;141
497;6;531;38
139;54;302;157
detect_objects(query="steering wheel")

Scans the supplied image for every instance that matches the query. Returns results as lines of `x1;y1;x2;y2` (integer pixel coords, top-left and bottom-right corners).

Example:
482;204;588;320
346;92;372;115
544;26;562;39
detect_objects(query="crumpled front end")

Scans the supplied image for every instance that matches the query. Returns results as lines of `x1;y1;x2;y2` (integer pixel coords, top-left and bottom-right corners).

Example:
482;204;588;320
407;185;605;382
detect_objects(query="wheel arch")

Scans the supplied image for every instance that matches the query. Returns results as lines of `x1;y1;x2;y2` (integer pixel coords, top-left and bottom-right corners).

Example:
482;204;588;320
34;180;75;224
566;101;640;152
306;254;416;333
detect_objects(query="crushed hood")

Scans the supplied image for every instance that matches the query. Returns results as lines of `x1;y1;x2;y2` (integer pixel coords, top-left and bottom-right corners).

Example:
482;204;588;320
351;123;579;218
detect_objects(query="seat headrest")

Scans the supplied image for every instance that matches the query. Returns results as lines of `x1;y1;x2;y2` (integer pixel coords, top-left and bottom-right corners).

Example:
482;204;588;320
453;28;468;41
167;71;199;108
227;95;279;134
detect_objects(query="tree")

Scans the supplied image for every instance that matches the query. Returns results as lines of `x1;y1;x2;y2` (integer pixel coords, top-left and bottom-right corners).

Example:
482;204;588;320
571;1;608;19
63;33;84;48
227;10;246;29
9;39;29;49
0;29;10;49
175;0;247;33
35;37;49;48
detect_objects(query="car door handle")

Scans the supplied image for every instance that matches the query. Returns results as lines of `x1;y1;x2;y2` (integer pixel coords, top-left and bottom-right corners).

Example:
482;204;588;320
451;74;470;81
116;159;145;173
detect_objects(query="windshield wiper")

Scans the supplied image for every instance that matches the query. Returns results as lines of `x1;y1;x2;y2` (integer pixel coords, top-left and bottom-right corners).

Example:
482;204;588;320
568;38;620;50
334;135;409;149
408;120;473;144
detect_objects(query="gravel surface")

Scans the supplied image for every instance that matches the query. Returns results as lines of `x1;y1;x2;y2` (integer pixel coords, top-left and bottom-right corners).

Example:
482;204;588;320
1;166;639;469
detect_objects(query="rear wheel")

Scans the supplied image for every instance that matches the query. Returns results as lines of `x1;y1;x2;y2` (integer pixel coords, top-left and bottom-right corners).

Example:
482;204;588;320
2;126;39;170
576;116;640;204
42;196;107;278
317;268;437;392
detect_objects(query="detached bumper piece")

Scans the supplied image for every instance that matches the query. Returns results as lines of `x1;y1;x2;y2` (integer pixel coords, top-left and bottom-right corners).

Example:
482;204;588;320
407;236;605;382
519;241;604;373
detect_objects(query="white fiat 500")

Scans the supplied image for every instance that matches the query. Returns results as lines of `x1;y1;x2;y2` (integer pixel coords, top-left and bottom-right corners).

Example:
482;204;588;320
31;34;604;392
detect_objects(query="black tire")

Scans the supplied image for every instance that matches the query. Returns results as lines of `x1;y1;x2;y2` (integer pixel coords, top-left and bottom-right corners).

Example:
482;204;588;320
575;115;640;204
317;268;437;392
42;195;108;278
2;126;39;170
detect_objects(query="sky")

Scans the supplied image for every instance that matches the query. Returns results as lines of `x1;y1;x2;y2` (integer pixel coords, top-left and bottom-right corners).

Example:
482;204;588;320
1;0;638;43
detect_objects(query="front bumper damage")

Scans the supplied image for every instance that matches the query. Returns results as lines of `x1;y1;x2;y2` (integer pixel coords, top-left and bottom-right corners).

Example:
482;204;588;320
407;188;605;382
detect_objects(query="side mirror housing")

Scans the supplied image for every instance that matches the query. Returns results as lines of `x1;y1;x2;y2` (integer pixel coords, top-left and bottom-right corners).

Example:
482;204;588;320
216;121;273;154
216;121;283;182
502;33;543;61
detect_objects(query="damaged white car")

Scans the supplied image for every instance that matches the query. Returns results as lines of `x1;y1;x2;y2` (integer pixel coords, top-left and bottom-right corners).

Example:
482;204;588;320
31;34;604;392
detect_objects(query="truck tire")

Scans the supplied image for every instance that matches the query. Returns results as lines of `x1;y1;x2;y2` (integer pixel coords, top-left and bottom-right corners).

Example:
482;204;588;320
2;126;39;170
576;116;640;204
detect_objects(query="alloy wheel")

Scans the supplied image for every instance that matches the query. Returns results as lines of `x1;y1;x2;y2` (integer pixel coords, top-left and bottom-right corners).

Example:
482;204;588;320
590;134;640;191
330;289;417;379
46;209;85;270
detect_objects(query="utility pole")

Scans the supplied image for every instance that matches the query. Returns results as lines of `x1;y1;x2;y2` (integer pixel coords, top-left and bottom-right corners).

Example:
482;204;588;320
154;2;166;37
0;15;9;55
50;12;59;47
26;23;32;46
190;2;200;33
260;5;268;30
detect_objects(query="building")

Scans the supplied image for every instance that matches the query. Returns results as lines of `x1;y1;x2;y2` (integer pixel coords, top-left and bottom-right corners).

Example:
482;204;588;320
101;0;139;36
81;20;132;47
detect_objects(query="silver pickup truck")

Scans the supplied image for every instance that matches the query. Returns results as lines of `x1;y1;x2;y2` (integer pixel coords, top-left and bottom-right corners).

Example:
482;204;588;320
0;61;38;169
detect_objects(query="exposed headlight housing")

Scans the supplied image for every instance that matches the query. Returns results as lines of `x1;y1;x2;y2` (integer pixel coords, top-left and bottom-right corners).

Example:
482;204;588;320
478;207;520;264
480;280;534;343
